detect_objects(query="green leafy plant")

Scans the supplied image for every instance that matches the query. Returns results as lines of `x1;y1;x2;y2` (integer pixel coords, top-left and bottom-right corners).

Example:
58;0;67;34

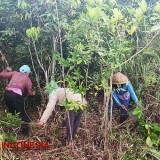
147;149;160;160
0;113;20;159
0;112;21;129
131;107;160;148
143;74;157;88
131;107;143;120
52;129;60;137
26;27;41;40
45;80;59;94
138;122;160;148
3;134;17;142
60;99;86;112
0;0;160;159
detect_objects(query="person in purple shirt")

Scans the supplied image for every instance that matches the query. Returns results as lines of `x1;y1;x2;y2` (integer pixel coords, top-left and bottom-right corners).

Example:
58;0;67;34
111;72;139;123
0;65;35;135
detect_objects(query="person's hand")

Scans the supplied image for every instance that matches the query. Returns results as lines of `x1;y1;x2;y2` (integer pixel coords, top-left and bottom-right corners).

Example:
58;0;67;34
32;90;36;96
121;104;126;110
136;103;140;107
6;67;12;71
134;103;140;108
37;121;44;127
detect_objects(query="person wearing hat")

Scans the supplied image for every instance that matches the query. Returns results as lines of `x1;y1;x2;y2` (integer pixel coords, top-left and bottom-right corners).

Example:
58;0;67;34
0;65;35;135
37;80;87;144
111;72;139;123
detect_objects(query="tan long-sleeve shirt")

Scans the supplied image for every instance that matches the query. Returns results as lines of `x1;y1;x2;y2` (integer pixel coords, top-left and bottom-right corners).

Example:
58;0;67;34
40;88;87;123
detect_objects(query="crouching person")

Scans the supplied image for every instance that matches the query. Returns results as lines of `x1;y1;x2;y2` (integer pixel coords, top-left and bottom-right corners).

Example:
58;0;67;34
37;81;87;144
0;65;35;135
111;72;139;123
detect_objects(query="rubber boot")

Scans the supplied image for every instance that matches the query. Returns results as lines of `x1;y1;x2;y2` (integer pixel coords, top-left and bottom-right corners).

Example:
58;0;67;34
120;115;129;123
21;124;29;136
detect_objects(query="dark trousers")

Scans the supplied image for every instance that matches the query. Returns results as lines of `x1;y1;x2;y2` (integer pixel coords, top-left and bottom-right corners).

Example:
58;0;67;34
65;109;83;143
112;97;130;123
4;90;30;135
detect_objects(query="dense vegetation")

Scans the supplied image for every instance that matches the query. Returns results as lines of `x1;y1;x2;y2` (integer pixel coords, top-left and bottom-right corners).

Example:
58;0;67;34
0;0;160;159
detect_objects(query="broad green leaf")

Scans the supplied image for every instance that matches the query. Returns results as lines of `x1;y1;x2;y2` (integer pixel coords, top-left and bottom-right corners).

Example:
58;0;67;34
18;0;27;9
146;136;153;147
18;0;21;7
97;0;103;5
131;107;142;119
109;0;116;5
76;0;81;4
86;0;95;5
77;60;82;64
154;2;160;12
87;7;103;20
150;23;160;32
112;8;123;20
104;90;109;97
98;52;104;56
110;17;117;24
145;124;150;130
95;7;104;18
148;149;160;159
87;7;96;19
111;26;116;33
26;27;41;40
94;85;99;90
127;8;135;15
77;42;84;49
135;9;143;22
129;26;137;35
150;16;159;21
139;0;147;12
71;0;77;9
145;124;151;135
152;123;160;132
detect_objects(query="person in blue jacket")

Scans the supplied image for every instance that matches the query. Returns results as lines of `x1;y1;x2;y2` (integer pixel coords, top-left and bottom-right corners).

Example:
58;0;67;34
111;72;139;123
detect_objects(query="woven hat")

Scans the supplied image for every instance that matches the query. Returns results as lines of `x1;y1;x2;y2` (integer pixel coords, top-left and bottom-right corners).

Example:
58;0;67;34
112;72;128;84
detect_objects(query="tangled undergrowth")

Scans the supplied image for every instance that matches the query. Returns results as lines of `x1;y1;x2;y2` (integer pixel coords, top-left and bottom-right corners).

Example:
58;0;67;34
0;86;159;160
0;104;159;159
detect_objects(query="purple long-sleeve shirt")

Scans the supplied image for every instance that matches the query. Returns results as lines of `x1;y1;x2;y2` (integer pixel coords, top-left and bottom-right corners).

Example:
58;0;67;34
0;71;33;95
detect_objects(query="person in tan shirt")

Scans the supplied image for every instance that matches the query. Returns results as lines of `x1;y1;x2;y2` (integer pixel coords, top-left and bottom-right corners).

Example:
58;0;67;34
37;81;87;143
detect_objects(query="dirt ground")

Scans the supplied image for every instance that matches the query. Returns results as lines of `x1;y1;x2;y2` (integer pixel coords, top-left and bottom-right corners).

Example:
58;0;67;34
1;102;141;160
1;87;160;159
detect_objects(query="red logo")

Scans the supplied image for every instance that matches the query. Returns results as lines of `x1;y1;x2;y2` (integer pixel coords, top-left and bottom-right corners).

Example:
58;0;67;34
2;141;50;149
